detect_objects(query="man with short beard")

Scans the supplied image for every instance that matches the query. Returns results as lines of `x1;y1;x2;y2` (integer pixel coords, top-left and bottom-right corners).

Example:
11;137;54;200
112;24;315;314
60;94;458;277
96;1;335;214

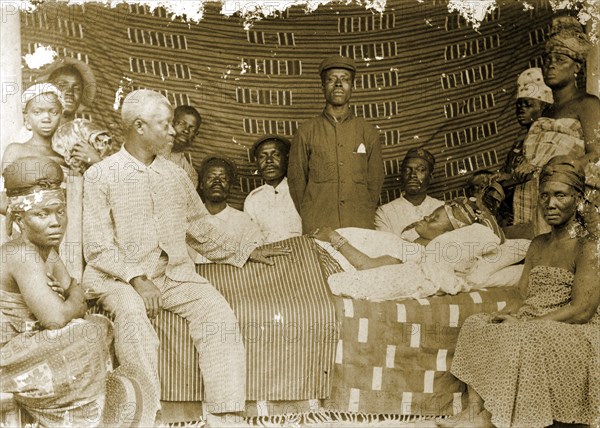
196;156;264;261
244;135;302;244
375;147;444;240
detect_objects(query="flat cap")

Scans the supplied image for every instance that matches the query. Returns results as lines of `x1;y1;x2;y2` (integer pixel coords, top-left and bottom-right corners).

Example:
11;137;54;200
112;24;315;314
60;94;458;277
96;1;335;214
318;55;356;75
250;134;291;161
402;147;436;169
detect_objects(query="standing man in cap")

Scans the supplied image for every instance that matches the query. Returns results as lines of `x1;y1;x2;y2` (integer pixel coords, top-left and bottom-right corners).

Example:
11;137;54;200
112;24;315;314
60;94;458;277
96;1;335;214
375;147;444;240
288;55;384;232
244;134;302;244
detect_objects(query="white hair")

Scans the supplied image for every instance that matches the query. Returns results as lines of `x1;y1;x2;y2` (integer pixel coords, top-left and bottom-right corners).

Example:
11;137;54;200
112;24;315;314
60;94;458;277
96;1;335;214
121;89;172;130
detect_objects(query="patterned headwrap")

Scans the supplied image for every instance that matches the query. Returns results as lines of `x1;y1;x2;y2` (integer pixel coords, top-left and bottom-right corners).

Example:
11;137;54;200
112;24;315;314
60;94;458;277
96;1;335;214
545;16;592;63
539;155;586;195
3;157;65;237
8;189;65;213
485;181;506;203
516;68;553;104
21;83;65;112
444;196;505;242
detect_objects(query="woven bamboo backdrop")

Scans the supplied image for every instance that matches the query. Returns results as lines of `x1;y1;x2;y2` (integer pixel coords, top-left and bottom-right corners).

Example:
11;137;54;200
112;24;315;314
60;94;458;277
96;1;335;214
21;0;555;209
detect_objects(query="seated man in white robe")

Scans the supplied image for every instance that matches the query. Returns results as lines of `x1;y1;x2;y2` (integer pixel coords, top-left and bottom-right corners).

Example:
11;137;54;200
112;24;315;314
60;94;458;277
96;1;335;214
190;156;264;263
244;135;302;244
375;147;444;240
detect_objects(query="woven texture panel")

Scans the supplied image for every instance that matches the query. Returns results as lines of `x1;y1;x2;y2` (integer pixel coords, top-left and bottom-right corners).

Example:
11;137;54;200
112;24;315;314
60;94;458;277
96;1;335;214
21;0;554;209
328;287;522;415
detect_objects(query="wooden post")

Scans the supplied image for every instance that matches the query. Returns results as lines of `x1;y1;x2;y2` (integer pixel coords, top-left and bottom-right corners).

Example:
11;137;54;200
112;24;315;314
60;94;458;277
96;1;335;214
0;2;23;155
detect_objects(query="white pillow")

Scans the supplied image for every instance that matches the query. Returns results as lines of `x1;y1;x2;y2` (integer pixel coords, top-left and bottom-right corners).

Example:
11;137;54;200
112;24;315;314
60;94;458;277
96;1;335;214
424;223;501;264
471;264;525;289
420;224;500;294
465;239;530;285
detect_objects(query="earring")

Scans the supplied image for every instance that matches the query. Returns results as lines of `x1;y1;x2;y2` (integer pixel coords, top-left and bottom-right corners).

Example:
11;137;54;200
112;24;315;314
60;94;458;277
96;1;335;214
25;123;32;131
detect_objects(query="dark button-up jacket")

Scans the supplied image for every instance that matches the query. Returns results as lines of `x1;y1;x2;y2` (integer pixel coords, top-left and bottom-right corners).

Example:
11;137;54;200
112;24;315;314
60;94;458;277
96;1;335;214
288;109;384;232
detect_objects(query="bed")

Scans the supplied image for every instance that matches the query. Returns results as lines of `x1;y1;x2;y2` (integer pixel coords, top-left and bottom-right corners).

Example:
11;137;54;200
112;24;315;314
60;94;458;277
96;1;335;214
0;234;522;425
147;235;522;423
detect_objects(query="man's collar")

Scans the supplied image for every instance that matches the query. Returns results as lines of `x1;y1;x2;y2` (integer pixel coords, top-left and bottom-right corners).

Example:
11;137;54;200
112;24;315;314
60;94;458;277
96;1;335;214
210;203;230;218
322;107;353;124
268;177;288;193
118;146;163;174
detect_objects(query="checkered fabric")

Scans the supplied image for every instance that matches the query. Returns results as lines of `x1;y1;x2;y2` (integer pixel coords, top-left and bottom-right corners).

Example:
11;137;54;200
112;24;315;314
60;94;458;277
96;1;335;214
327;287;522;416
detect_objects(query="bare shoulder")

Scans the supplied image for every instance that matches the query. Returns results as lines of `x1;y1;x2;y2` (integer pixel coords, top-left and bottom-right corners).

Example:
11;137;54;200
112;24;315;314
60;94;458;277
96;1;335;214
525;234;549;260
0;241;20;272
576;94;600;114
0;241;29;292
1;143;26;167
581;93;600;104
529;233;548;249
577;236;600;265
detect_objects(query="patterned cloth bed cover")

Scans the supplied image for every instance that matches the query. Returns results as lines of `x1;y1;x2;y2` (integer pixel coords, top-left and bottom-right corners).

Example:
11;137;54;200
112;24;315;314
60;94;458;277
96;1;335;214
156;236;339;403
327;287;521;416
145;236;520;416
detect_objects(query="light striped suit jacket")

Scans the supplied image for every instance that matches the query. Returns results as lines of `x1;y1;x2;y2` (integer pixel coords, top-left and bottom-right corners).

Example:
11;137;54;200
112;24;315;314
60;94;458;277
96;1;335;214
82;146;257;287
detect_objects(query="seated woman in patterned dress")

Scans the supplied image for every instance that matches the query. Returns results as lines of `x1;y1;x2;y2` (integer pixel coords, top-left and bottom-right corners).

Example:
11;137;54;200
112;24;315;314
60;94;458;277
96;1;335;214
0;157;113;427
437;156;599;428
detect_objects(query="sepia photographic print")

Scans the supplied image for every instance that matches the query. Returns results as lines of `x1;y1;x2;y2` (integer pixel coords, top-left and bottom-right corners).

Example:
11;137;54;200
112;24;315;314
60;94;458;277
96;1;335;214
0;1;599;427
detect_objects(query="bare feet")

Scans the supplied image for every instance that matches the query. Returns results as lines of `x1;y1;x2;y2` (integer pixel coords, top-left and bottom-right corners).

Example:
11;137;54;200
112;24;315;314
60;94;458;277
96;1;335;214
436;409;493;427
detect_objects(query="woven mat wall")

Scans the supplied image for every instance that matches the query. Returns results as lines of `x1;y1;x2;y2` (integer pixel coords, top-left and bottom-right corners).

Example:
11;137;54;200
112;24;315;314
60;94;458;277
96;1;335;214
21;0;555;210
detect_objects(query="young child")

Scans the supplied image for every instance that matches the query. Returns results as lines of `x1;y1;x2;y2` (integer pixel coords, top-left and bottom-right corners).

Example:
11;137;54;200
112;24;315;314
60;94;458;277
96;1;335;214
2;84;65;170
496;67;553;226
1;84;65;245
1;84;93;280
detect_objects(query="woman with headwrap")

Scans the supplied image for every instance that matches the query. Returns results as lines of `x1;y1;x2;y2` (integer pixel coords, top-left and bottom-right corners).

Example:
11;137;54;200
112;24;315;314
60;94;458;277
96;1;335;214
512;16;600;236
311;195;505;300
2;83;113;280
0;157;113;427
438;156;599;428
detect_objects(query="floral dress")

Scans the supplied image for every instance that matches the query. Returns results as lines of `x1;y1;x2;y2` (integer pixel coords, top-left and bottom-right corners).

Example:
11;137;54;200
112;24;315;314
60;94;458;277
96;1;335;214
450;266;600;427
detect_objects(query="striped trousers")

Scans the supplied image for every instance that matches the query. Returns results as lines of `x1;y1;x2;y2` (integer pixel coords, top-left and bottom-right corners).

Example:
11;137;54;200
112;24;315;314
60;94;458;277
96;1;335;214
92;261;246;422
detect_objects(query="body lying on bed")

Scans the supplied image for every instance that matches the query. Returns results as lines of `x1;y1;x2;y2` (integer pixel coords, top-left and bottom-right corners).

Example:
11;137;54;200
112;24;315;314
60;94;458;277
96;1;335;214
312;197;530;302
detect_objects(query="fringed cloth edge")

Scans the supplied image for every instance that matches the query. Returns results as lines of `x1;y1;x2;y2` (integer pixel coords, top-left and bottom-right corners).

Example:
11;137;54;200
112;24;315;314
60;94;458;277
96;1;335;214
167;410;440;427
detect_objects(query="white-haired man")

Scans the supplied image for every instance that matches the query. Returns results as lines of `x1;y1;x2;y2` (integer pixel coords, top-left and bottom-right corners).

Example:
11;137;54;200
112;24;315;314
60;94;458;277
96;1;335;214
82;89;286;427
